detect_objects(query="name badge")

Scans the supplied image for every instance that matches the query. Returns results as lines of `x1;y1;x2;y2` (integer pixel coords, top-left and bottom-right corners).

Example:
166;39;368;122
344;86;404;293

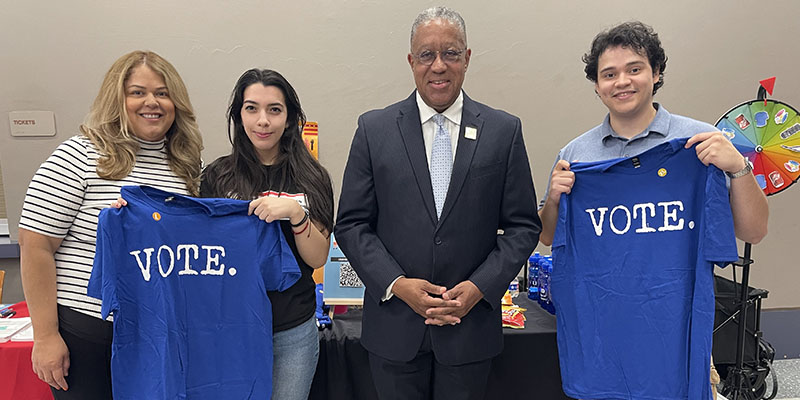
465;126;477;140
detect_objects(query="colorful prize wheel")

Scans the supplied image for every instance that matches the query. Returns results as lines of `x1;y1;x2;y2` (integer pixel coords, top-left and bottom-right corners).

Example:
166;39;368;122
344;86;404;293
716;99;800;195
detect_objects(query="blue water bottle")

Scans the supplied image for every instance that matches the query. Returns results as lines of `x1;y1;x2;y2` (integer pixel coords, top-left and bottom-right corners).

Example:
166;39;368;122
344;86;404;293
528;253;540;300
542;258;556;315
537;258;549;308
508;280;519;298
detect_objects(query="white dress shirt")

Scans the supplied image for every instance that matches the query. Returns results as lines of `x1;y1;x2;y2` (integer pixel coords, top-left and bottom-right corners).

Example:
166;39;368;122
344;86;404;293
417;90;462;166
383;91;464;301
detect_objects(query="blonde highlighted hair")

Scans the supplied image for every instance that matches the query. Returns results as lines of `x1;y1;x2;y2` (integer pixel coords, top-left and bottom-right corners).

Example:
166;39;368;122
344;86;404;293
80;50;203;195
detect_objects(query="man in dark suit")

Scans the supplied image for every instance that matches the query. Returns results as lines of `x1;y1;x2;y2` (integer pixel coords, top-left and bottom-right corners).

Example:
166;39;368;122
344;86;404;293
334;6;542;400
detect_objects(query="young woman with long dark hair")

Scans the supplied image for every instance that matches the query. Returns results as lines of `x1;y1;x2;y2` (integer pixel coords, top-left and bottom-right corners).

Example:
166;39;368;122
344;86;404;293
200;68;333;399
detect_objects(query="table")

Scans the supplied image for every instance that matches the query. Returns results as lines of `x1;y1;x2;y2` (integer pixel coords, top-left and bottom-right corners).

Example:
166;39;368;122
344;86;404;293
0;236;20;258
310;296;571;400
3;298;570;400
0;302;53;400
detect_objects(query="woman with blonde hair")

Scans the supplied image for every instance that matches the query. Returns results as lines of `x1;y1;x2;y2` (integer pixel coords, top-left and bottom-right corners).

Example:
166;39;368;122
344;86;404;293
18;50;202;399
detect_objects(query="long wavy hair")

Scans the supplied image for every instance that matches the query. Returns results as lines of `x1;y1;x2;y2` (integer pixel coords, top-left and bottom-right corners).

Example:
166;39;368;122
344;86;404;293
205;69;334;233
80;50;203;195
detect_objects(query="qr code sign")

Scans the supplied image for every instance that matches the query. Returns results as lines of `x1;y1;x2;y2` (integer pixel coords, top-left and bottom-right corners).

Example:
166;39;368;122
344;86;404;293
338;262;364;288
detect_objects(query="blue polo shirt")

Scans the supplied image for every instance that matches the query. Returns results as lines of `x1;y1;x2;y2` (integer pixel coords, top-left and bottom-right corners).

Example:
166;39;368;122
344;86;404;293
542;104;718;202
552;139;738;400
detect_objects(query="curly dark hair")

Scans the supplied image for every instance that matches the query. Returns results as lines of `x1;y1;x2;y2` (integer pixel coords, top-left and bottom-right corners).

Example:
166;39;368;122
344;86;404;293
582;21;667;95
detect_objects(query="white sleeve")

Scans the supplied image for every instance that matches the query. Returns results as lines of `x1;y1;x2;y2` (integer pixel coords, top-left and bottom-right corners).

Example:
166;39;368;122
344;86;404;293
382;275;404;302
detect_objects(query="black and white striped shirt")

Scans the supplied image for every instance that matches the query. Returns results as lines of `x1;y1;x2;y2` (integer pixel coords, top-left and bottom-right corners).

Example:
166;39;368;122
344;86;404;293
19;135;190;319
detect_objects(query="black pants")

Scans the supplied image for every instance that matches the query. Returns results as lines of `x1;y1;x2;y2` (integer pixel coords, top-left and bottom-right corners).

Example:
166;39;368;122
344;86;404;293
368;328;492;400
51;305;113;400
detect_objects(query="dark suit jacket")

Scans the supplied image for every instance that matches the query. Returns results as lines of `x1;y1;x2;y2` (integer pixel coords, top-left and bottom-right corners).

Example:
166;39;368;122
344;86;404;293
335;91;541;365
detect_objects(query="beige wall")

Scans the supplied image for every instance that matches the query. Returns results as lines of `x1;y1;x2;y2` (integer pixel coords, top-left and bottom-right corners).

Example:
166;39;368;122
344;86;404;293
0;163;6;219
1;0;798;307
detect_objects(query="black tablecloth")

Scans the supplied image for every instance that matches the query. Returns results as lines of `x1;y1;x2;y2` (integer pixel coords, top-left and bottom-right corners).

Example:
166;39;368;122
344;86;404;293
310;296;571;400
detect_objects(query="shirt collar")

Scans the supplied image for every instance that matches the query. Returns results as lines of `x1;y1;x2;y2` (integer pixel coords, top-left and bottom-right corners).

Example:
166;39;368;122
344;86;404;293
599;103;670;141
416;90;463;126
134;135;167;150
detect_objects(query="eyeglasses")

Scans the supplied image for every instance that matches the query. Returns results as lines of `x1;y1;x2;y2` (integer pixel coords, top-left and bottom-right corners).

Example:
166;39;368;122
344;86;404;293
413;49;466;66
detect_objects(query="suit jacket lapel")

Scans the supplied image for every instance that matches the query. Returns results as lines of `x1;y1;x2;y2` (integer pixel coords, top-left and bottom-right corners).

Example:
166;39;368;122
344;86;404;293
439;94;483;225
397;93;437;225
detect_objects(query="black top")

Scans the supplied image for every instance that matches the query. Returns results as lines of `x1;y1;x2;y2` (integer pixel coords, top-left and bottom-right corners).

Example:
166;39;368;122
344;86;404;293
200;157;316;332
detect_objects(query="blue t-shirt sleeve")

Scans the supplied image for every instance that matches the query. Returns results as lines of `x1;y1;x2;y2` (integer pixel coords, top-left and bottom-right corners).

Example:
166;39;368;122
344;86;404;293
87;210;119;319
258;222;301;292
703;166;739;266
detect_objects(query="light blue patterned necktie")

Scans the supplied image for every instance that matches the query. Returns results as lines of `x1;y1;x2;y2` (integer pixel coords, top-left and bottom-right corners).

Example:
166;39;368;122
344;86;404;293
431;114;452;219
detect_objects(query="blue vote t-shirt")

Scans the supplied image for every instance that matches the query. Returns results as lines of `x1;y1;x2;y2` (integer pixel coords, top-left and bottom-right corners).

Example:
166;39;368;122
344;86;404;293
551;139;738;400
87;185;300;400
